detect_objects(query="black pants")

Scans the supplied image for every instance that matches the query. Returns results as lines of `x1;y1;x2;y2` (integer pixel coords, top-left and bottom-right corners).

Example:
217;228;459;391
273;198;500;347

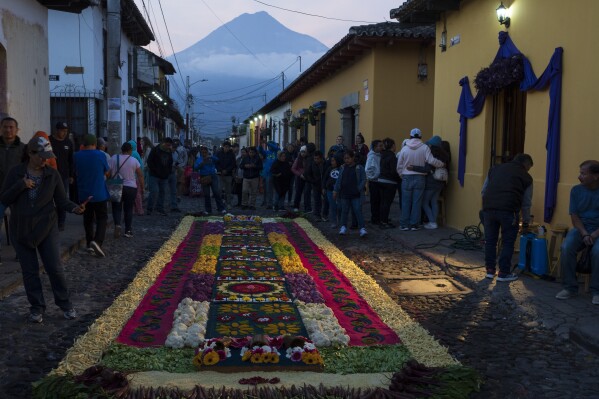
379;182;397;224
369;181;382;224
84;200;108;247
112;186;137;232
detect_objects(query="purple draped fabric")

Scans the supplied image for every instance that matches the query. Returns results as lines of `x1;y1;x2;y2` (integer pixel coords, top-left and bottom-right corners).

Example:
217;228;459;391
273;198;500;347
456;31;563;222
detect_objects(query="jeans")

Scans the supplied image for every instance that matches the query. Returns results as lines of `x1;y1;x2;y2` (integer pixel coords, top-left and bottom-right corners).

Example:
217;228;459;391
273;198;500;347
422;186;443;224
400;175;426;227
148;175;167;212
242;177;259;207
339;197;365;229
167;171;178;209
84;200;108;247
219;174;233;207
483;210;519;275
326;190;339;225
202;176;225;213
12;224;72;314
274;190;288;210
262;175;274;207
112;186;137;232
0;202;5;249
561;228;599;295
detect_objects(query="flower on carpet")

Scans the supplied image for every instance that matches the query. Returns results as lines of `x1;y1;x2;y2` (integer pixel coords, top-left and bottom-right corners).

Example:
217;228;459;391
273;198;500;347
191;255;217;274
165;298;210;349
193;338;232;368
295;301;350;346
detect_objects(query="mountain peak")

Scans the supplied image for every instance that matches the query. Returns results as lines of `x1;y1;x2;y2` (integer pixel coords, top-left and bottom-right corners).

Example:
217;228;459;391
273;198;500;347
177;11;327;56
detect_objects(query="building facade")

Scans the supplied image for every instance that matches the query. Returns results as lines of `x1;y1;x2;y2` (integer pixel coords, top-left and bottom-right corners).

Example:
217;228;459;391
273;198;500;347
392;0;595;230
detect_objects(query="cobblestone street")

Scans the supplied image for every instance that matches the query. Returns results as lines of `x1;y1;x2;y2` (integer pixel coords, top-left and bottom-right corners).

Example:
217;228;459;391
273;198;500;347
0;196;598;398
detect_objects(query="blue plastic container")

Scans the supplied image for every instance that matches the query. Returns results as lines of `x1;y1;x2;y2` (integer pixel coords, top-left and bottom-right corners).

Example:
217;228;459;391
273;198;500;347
517;232;548;275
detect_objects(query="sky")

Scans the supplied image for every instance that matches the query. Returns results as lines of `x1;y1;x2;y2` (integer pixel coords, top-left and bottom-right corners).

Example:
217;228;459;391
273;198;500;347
134;0;406;56
132;0;406;139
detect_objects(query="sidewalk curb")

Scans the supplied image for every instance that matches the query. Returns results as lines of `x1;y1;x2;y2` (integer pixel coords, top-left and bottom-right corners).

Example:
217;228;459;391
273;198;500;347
570;320;599;356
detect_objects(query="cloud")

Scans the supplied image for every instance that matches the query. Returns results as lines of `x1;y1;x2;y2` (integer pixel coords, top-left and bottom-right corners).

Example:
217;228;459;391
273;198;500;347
181;50;325;79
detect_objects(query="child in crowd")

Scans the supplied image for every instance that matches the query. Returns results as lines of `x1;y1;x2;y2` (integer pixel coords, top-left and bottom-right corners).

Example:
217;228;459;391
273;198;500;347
333;150;367;237
323;155;340;228
270;151;293;211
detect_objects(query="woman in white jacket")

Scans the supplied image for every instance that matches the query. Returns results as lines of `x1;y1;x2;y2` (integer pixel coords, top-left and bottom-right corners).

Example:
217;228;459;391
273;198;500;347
396;128;444;230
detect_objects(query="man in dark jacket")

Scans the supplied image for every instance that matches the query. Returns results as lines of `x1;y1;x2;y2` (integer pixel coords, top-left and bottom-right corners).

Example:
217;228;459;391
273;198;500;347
50;121;75;230
305;150;325;220
0;117;26;261
239;146;262;210
146;137;174;215
216;141;236;209
482;153;533;282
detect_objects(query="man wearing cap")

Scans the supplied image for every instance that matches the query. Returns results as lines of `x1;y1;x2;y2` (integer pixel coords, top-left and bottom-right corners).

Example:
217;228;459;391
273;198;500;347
1;136;85;323
50;122;75;231
396;128;445;231
74;134;110;257
0;117;26;261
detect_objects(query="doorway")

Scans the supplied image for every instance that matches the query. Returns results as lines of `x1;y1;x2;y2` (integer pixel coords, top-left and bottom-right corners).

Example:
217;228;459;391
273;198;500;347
489;83;527;167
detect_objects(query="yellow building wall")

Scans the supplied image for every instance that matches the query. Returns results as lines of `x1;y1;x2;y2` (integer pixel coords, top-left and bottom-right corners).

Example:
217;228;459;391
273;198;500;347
372;41;435;144
290;41;435;152
433;0;599;229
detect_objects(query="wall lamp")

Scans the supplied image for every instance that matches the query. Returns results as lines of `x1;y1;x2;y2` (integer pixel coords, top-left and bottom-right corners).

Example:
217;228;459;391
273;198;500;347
496;2;510;28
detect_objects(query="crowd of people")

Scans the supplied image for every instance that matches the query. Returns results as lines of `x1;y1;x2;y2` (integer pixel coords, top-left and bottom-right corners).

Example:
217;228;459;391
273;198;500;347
1;114;597;323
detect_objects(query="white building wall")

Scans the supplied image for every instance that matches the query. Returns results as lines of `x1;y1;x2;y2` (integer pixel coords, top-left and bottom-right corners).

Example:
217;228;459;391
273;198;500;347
0;0;51;140
48;7;104;96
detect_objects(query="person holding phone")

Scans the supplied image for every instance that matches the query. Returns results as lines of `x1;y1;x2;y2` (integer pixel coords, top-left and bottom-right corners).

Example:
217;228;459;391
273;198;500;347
1;136;85;323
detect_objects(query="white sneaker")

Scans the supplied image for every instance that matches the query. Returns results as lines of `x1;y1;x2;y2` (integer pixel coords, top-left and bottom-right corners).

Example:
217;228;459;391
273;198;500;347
424;222;438;229
339;226;347;235
293;208;299;212
359;228;368;237
555;289;574;300
593;295;599;305
90;241;105;257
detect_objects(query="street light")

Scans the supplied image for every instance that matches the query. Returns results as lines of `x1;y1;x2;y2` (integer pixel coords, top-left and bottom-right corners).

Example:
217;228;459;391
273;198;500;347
185;76;208;141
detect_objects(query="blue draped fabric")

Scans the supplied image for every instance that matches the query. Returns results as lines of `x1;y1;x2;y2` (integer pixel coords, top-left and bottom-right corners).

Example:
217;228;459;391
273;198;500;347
456;77;485;186
456;31;563;222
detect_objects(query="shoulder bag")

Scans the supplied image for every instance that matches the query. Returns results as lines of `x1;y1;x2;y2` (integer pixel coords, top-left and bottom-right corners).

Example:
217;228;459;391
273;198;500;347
106;155;131;202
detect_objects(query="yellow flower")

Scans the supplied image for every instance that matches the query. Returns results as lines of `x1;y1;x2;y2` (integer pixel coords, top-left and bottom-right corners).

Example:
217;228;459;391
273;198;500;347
268;353;280;363
262;303;294;313
192;353;203;368
202;351;220;366
259;353;270;363
301;352;323;365
250;353;263;363
264;322;300;336
219;304;253;313
242;350;251;361
215;320;253;336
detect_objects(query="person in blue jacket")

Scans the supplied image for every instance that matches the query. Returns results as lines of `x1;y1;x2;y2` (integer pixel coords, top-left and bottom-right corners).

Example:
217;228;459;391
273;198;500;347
259;140;279;209
194;146;226;215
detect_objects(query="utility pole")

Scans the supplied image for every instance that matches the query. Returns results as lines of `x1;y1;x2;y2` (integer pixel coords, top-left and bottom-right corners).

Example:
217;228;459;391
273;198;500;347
107;0;122;155
185;76;190;142
282;72;285;91
185;76;207;143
